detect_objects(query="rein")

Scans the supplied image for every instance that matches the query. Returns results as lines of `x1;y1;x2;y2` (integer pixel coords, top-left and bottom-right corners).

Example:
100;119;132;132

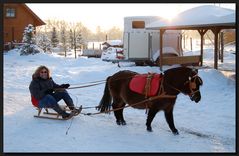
83;94;176;116
166;75;201;97
67;81;106;89
66;74;138;90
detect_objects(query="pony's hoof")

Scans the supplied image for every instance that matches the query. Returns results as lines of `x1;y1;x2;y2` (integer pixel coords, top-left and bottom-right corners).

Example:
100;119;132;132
173;131;179;135
116;121;121;125
121;121;126;125
147;127;153;132
116;120;126;125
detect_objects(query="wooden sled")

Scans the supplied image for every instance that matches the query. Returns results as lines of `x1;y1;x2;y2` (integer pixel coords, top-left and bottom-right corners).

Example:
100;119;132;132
34;105;82;120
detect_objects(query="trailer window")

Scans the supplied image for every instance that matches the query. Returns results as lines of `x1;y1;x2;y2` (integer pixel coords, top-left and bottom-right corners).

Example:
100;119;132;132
132;21;145;29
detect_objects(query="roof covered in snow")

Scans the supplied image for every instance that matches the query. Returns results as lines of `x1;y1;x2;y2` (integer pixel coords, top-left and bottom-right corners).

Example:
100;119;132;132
146;5;235;30
102;40;123;46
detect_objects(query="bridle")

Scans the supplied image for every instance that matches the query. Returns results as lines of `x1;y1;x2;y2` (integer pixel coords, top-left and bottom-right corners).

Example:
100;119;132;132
184;74;202;97
166;74;202;98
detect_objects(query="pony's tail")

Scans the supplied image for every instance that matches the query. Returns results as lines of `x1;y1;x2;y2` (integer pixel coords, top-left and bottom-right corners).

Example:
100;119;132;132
97;76;112;113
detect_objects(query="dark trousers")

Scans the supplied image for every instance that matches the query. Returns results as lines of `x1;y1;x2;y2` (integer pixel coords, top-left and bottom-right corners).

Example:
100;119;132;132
38;91;75;113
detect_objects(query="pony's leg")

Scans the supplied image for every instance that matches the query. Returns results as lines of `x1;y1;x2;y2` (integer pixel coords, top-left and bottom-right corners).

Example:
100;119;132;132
114;109;126;125
146;108;158;132
112;100;126;125
118;105;126;125
164;108;179;135
113;109;121;125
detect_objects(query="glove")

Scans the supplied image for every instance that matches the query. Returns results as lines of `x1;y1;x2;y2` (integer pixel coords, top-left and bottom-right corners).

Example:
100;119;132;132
45;89;54;95
60;83;70;88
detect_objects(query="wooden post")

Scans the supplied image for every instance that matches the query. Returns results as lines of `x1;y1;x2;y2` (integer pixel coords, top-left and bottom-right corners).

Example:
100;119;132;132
183;35;186;49
190;37;192;51
218;33;221;60
180;34;183;53
220;32;224;63
159;29;165;71
211;28;220;69
198;29;208;66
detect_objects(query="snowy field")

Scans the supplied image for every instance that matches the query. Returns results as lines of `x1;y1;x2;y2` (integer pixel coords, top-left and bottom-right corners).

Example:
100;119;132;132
3;46;236;153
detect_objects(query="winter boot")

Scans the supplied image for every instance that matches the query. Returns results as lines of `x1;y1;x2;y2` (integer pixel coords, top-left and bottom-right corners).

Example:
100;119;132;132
71;105;82;116
61;111;74;120
52;104;65;115
52;104;73;119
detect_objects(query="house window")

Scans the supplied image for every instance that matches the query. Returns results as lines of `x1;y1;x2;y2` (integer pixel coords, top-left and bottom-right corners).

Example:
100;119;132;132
6;8;16;17
132;21;145;29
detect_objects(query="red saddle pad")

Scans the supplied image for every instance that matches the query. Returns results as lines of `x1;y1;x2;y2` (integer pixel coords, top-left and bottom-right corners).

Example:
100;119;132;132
129;73;162;97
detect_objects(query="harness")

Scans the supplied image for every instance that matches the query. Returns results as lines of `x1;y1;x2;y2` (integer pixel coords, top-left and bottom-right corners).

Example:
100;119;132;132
166;74;202;98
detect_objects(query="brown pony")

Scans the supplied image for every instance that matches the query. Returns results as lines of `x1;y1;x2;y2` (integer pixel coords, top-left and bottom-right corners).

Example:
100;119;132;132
97;67;203;135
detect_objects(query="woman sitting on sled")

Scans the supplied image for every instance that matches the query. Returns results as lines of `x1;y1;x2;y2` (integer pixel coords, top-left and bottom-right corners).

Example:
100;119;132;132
29;65;82;119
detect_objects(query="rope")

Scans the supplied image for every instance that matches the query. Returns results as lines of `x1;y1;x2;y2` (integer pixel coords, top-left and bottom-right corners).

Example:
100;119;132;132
84;94;176;116
69;80;106;86
65;116;74;135
82;106;97;109
67;81;106;89
67;72;139;90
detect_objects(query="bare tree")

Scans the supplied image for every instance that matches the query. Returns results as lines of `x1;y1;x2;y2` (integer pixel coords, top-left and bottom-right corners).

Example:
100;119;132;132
94;26;106;41
69;29;74;49
35;19;123;54
106;26;123;40
69;22;85;58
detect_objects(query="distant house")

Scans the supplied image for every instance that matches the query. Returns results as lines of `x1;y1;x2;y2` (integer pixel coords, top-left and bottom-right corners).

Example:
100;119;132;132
102;40;123;50
3;3;45;47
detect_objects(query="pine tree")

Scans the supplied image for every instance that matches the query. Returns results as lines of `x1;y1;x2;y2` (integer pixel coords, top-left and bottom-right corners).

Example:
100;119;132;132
51;27;59;47
22;24;36;44
20;24;41;55
36;34;51;53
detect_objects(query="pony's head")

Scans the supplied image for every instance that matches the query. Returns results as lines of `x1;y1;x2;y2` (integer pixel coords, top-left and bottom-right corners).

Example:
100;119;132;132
164;67;203;103
184;68;203;103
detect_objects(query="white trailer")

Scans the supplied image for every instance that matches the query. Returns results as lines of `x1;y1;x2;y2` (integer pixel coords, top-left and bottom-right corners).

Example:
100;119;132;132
123;16;182;65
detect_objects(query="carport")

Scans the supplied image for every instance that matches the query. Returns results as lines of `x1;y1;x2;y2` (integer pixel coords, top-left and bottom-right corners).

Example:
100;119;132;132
146;5;235;71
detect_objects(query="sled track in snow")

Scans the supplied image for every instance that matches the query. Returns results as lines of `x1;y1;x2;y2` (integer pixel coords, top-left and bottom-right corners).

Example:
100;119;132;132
179;127;235;148
179;127;212;138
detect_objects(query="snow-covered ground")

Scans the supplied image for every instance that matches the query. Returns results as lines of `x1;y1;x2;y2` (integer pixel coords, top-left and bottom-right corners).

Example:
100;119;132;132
3;45;235;152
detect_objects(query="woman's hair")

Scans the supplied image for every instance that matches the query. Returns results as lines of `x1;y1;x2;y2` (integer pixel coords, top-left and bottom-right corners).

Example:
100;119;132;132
32;65;51;79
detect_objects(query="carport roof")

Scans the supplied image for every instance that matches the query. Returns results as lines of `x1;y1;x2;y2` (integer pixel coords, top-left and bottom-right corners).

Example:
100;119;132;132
146;5;236;30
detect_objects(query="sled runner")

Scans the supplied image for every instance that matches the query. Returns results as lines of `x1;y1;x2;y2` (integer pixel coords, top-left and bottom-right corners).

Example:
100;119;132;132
34;105;82;120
